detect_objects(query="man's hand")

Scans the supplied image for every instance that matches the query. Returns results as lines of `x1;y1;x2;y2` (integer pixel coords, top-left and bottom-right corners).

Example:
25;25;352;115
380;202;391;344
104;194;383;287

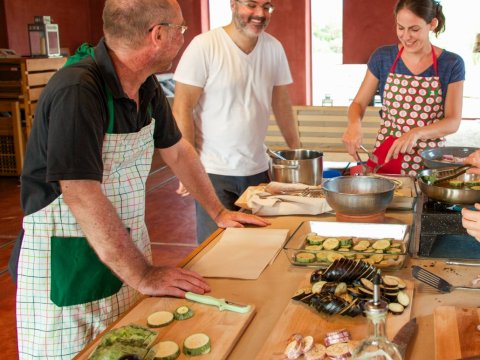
214;209;271;229
137;266;211;298
176;181;190;197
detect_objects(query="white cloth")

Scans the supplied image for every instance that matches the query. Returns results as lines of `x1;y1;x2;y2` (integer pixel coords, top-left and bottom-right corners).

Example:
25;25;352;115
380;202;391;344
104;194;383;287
247;182;332;216
173;28;293;176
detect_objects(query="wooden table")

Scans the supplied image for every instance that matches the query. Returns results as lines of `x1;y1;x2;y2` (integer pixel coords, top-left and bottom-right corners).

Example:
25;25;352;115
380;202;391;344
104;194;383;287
76;208;480;359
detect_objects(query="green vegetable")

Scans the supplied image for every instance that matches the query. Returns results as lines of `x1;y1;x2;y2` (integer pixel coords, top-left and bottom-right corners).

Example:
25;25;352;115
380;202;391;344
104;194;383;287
183;333;211;356
174;305;194;320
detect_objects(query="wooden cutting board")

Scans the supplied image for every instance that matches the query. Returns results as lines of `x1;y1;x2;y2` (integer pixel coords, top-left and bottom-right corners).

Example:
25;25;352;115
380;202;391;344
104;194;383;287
75;297;255;359
434;306;480;360
255;275;414;359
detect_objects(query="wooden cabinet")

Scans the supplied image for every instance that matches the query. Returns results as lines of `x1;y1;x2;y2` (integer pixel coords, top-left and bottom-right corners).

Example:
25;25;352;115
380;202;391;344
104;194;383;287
0;57;66;137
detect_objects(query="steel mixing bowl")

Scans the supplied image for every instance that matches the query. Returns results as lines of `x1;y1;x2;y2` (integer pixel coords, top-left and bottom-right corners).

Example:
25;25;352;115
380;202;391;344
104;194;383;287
322;176;396;215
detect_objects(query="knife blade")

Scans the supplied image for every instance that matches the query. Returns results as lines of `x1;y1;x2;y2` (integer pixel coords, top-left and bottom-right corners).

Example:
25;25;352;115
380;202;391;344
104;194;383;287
185;292;252;313
392;317;417;358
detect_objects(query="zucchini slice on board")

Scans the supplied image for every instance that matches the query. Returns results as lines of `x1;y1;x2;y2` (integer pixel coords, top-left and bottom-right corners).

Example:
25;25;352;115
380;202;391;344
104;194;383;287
295;252;316;263
183;333;211;356
174;305;194;320
147;311;174;328
151;340;180;360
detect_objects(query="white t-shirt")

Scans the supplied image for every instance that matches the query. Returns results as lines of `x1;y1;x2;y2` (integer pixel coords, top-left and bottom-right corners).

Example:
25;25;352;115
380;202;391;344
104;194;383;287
173;28;293;176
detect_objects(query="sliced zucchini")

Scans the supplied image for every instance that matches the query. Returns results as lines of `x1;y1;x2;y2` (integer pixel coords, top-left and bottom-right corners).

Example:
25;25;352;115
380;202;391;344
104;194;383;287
305;245;323;251
326;253;344;263
151;340;180;360
369;254;384;263
372;239;391;251
352;244;368;252
295;252;316;263
323;238;340;250
356;240;371;248
338;237;353;247
307;235;326;245
183;333;211;356
316;251;328;262
174;305;194;320
448;179;464;188
147;311;174;328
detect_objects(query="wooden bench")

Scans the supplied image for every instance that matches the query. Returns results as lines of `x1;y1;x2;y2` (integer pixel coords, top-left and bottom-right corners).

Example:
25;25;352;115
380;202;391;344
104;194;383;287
0;57;66;138
266;105;381;152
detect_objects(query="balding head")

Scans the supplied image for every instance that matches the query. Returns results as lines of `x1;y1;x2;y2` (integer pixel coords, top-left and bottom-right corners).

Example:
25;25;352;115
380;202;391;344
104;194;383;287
103;0;178;48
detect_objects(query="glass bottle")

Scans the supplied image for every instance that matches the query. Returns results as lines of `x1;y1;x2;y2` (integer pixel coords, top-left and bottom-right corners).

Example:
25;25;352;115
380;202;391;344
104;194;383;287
351;272;402;360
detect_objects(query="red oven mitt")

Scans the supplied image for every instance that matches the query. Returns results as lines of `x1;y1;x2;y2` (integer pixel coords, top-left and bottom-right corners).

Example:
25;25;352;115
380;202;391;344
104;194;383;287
366;136;403;174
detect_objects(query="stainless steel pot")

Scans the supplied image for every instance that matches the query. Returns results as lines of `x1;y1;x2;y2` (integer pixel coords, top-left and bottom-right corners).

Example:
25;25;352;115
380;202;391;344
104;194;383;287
417;169;480;204
322;176;395;215
269;149;323;185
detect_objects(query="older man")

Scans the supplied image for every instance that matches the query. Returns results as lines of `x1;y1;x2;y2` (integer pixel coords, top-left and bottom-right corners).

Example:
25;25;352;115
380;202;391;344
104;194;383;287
11;0;268;358
173;0;301;243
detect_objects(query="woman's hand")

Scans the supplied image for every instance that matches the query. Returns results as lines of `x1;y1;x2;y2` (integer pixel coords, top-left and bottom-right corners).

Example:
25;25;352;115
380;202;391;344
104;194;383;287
385;128;422;163
462;204;480;242
465;150;480;175
342;122;363;161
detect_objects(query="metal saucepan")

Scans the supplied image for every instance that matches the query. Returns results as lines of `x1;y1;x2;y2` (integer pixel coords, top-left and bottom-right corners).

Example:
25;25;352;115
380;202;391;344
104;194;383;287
322;176;395;215
420;146;478;169
269;149;323;186
417;168;480;204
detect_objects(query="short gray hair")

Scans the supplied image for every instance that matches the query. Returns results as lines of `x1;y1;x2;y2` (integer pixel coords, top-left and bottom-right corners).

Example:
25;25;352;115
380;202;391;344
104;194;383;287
103;0;173;47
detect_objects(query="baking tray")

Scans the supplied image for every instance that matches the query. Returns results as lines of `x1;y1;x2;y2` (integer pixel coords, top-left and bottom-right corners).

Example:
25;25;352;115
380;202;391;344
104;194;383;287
283;221;410;270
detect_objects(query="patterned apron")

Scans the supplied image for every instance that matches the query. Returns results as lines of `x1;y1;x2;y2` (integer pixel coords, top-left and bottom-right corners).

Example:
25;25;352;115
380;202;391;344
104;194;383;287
16;89;155;358
373;46;445;176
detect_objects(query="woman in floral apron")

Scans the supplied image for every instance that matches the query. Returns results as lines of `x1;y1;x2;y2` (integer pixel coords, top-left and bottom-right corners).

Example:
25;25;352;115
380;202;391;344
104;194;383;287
343;0;464;176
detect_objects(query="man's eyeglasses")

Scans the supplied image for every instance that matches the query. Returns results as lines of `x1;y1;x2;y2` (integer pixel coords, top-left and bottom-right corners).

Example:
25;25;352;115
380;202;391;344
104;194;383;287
148;22;188;34
235;0;275;14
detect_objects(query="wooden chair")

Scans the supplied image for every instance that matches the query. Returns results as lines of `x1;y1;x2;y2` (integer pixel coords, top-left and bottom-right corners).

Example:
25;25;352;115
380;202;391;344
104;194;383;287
266;105;381;152
0;57;66;138
0;101;25;176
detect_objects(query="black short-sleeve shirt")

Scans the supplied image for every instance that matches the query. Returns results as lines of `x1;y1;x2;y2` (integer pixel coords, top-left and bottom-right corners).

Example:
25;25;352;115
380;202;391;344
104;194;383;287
20;38;182;216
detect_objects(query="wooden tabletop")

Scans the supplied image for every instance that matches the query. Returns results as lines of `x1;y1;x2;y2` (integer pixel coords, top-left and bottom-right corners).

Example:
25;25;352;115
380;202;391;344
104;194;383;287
76;207;480;359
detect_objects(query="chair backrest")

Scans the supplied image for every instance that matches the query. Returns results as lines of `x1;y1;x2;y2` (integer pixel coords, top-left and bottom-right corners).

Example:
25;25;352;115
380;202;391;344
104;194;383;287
266;105;381;152
0;57;66;139
0;101;24;176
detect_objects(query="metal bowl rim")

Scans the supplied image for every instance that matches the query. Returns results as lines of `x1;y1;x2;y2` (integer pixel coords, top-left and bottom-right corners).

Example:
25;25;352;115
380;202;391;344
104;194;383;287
322;176;396;196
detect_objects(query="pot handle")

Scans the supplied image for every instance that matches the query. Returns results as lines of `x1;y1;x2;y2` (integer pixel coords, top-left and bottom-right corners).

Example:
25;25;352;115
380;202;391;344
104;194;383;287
272;164;300;170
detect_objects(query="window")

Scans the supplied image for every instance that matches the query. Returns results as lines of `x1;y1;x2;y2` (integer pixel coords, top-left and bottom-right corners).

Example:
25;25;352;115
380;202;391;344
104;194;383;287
311;0;480;118
209;0;231;29
433;0;480;118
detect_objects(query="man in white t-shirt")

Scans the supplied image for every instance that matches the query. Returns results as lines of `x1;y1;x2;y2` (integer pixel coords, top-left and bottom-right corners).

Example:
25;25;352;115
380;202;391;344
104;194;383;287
173;0;300;243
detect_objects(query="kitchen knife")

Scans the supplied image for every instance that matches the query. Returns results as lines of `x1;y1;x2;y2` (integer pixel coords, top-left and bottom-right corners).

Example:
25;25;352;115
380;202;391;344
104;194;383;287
185;292;252;313
392;317;417;358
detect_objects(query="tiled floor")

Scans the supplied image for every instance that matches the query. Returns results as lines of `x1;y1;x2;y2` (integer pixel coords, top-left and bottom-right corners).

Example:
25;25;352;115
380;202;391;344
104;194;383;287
0;161;196;358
